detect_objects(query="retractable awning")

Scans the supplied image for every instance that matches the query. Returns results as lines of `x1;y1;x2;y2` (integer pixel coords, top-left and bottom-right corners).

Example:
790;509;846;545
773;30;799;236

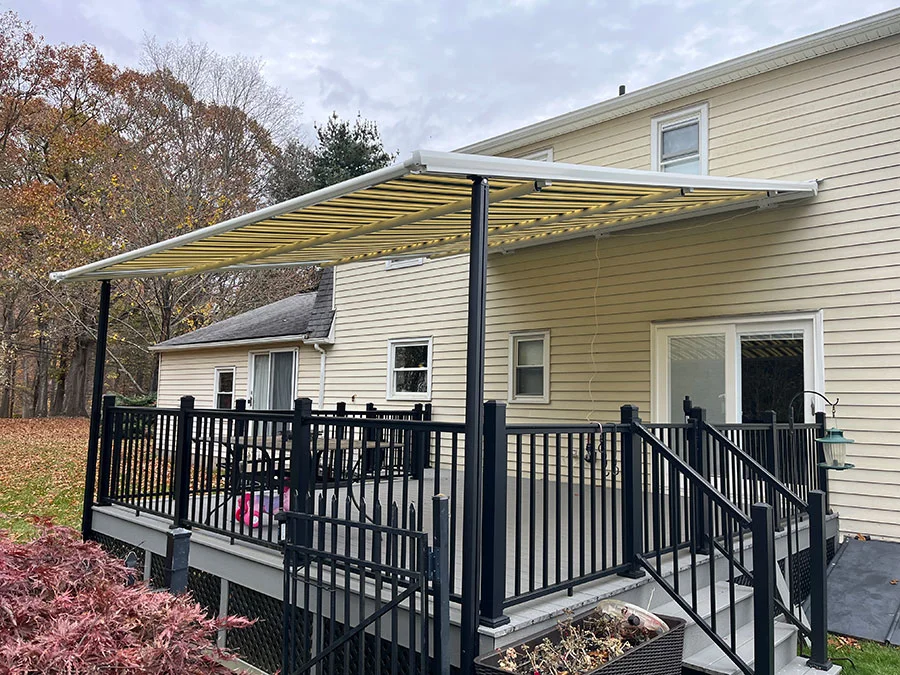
50;150;817;282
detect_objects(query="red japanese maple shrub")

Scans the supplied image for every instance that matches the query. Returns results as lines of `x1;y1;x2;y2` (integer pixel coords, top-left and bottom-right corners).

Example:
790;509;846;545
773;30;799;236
0;521;252;673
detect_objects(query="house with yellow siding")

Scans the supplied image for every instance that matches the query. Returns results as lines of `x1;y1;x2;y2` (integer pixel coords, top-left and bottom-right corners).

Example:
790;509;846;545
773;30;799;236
152;9;900;544
64;9;900;674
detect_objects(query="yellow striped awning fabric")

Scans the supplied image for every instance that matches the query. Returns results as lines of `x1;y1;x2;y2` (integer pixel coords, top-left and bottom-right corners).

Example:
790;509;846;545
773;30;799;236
50;151;817;282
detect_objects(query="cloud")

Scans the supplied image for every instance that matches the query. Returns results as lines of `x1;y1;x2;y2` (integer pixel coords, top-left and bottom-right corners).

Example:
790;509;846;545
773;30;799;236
5;0;894;156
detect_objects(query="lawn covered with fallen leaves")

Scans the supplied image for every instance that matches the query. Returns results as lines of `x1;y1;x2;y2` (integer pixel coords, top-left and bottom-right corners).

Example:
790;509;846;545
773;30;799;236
0;418;88;538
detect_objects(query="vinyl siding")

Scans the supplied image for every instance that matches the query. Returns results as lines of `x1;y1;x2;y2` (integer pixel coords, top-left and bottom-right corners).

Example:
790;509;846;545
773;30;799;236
156;342;314;409
318;33;900;540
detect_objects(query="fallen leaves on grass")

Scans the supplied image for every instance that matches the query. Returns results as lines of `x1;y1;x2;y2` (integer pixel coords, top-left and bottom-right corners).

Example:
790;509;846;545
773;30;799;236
829;635;861;650
0;418;90;537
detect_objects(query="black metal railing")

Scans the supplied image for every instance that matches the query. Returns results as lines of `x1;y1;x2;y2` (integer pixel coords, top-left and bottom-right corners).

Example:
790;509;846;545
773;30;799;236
96;396;447;551
100;397;179;519
631;414;759;675
92;394;832;672
293;403;465;600
280;494;450;675
700;414;815;645
499;419;625;609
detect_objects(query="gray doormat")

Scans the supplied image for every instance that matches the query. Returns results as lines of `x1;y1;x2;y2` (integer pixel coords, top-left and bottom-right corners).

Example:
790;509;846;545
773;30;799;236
827;537;900;645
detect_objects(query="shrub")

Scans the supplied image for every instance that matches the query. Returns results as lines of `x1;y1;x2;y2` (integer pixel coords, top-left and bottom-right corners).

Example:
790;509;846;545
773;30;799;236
0;521;252;673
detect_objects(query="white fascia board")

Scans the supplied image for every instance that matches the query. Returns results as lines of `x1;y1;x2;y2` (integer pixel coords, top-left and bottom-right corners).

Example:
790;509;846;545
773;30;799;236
149;333;309;352
414;150;819;195
50;160;415;282
456;9;900;156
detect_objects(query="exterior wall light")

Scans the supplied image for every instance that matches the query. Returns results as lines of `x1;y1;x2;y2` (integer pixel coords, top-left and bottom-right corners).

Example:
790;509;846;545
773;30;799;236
789;390;855;471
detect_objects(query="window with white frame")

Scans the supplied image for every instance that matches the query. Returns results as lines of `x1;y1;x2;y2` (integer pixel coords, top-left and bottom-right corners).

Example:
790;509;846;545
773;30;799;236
652;313;824;424
508;330;550;403
387;338;432;400
249;349;297;410
214;367;235;409
651;104;708;175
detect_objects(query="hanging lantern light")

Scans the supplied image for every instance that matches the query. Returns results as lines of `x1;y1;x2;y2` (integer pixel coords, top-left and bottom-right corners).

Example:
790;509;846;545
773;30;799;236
789;390;856;471
816;426;855;470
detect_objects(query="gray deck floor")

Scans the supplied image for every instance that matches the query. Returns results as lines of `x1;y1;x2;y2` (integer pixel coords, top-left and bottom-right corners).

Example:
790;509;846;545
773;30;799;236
174;473;684;602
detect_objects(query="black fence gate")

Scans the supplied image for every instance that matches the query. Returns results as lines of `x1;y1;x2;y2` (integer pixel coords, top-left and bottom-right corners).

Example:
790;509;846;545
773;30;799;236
281;495;450;675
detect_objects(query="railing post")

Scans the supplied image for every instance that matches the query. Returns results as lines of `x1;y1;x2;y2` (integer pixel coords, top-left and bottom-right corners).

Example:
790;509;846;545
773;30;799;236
290;398;314;545
815;411;831;513
82;279;111;540
364;401;377;441
97;395;117;505
172;395;195;529
432;494;451;675
411;403;426;480
752;502;776;675
807;490;832;670
763;410;783;527
164;527;191;594
688;406;710;555
480;401;510;627
619;404;645;579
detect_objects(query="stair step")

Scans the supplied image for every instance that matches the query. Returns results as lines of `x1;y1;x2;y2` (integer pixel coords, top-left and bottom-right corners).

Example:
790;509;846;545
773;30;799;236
683;621;796;675
654;581;754;624
653;581;754;654
775;656;842;675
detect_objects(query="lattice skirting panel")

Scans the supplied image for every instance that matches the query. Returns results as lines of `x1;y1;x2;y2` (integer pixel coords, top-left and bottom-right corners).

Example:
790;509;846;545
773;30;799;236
89;533;283;674
226;582;284;674
91;532;146;571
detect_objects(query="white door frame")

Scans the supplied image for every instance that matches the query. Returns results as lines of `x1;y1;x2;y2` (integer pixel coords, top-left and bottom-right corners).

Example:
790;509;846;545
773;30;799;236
651;311;824;423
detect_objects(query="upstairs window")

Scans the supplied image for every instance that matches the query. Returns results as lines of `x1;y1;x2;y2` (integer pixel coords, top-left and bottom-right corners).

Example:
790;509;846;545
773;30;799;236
508;330;550;403
651;104;708;175
214;367;235;409
387;338;432;400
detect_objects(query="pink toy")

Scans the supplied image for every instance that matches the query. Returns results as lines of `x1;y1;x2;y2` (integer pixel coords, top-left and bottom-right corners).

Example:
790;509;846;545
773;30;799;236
234;486;291;528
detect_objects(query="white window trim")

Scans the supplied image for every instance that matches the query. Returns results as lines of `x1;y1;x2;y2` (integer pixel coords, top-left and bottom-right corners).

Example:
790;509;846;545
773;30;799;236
650;311;824;423
518;147;553;162
385;257;427;270
246;347;299;410
386;337;433;401
650;103;709;175
213;366;236;409
508;330;551;404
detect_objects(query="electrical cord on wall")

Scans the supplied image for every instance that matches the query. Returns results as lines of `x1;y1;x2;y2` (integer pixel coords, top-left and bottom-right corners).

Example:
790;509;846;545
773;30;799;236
584;207;758;426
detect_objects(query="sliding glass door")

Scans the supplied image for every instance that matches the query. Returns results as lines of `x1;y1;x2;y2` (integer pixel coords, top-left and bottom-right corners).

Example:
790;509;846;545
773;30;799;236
654;314;822;423
250;350;297;411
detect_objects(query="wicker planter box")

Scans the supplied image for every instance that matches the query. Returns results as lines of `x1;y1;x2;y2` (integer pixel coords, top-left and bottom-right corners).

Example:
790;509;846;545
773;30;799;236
474;613;685;675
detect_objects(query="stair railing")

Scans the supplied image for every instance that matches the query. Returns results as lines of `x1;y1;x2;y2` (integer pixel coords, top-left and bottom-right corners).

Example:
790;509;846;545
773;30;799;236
696;409;827;658
620;405;776;675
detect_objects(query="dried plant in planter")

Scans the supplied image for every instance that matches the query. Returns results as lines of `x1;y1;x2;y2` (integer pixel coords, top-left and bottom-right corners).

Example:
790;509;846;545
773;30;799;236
497;602;667;675
0;520;252;673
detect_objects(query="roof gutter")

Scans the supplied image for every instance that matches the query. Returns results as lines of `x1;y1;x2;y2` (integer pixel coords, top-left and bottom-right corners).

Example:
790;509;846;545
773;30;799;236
150;333;309;352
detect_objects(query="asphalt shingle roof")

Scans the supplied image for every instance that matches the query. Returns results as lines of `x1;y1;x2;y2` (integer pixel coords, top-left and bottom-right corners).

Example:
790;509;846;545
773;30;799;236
155;268;334;348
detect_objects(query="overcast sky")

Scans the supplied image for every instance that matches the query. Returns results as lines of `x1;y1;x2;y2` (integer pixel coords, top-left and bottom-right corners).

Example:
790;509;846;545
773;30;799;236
4;0;895;157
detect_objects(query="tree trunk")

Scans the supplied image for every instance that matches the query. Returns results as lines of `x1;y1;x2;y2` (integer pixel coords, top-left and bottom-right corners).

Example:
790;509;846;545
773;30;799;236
51;336;69;416
30;322;49;418
63;332;92;417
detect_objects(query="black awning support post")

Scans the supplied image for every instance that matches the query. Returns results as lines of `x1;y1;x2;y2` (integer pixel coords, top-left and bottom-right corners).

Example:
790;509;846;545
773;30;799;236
82;279;111;540
460;175;489;674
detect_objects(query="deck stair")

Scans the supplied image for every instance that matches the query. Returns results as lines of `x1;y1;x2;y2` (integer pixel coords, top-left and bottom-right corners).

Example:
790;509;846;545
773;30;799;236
486;525;841;675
